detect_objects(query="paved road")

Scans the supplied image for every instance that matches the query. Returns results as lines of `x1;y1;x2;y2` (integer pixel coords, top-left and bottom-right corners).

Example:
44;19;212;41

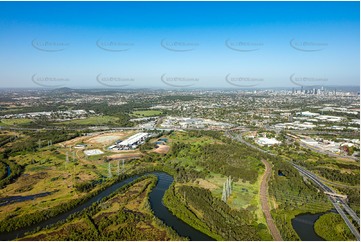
226;131;283;240
292;164;360;240
315;176;359;189
331;197;360;241
284;134;359;161
340;199;360;226
0;126;176;132
292;164;360;223
225;130;276;157
0;125;138;131
260;159;283;241
226;130;360;240
289;130;359;136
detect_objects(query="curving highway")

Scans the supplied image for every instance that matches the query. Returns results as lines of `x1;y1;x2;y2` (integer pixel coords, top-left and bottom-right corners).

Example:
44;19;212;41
292;164;360;240
226;130;360;241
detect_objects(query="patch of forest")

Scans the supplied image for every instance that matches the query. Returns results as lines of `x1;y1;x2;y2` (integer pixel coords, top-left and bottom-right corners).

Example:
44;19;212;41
269;159;332;240
314;213;354;241
3;130;80;158
163;184;267;240
170;140;263;183
295;159;359;186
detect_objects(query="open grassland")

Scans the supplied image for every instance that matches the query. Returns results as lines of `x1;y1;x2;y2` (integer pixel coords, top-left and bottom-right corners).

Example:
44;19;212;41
161;130;272;240
191;171;266;225
56;116;120;125
0;118;33;126
0;130;148;229
131;110;163;117
170;132;265;223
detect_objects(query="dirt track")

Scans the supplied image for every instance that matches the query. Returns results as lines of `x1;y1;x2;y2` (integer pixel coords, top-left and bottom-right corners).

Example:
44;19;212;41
260;159;283;241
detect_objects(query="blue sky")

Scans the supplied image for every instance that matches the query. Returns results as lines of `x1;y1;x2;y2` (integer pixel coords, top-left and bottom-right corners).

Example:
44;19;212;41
0;1;359;89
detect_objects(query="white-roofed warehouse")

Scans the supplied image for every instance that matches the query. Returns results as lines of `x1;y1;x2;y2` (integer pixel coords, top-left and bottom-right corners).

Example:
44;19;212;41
117;132;149;149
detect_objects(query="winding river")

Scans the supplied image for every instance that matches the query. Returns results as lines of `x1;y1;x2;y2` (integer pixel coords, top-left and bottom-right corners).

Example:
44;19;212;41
292;209;339;241
0;172;213;241
292;213;325;241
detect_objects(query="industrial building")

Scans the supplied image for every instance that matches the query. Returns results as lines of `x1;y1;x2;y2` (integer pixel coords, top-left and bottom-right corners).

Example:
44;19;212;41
109;132;149;150
256;137;281;146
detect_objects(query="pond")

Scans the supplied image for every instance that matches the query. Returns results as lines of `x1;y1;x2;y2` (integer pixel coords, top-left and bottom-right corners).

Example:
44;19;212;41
292;212;326;241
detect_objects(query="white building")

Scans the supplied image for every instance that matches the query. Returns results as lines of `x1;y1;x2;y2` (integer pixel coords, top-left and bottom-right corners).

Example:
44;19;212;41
116;132;149;149
256;137;281;146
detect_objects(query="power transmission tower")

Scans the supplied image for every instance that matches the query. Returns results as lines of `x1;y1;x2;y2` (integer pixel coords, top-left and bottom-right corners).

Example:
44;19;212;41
222;176;233;203
108;162;112;178
66;151;69;162
222;183;227;202
227;176;232;195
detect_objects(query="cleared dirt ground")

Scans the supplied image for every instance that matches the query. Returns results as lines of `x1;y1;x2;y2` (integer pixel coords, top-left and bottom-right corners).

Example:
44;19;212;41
153;144;170;154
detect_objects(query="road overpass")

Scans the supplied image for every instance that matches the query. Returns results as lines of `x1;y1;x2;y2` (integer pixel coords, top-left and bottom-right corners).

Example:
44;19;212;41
292;164;360;240
324;191;347;201
225;130;360;240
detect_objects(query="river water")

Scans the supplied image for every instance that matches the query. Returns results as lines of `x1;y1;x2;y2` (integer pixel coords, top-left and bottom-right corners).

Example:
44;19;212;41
149;172;213;240
292;213;325;241
6;165;11;177
0;172;212;241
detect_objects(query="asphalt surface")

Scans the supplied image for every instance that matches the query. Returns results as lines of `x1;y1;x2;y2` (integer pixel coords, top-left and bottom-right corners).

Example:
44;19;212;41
292;164;360;240
226;130;360;241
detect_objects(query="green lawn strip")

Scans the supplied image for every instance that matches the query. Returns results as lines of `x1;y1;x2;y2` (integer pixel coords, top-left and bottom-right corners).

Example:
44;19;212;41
55;116;119;125
131;110;163;117
0;118;33;126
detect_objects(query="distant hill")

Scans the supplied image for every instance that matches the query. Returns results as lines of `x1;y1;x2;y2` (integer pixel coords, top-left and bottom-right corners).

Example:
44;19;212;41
53;87;74;93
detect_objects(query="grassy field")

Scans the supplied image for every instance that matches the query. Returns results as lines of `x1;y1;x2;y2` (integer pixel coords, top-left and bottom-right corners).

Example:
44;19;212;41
57;116;119;125
0;118;33;126
166;131;268;228
0;131;144;224
131;110;163;117
191;171;266;224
